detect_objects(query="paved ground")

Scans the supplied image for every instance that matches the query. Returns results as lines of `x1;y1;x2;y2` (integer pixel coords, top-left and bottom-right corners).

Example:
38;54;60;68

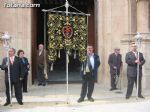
0;84;150;112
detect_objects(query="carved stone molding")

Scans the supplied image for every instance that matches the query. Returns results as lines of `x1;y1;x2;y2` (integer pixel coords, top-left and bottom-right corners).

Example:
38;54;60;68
121;34;150;44
136;0;150;2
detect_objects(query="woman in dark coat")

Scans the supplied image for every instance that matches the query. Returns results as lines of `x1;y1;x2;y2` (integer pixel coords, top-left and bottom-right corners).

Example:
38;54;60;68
17;50;30;92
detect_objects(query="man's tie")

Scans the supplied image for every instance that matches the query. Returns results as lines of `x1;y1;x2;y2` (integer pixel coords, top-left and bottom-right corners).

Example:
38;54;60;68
10;57;14;65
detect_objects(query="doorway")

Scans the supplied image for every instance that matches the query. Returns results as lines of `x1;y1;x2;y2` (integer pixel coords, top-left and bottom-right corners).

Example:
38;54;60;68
32;0;95;84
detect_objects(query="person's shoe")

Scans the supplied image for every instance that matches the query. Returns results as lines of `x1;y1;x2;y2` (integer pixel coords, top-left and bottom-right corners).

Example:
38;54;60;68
77;98;84;103
126;96;130;99
110;88;115;91
138;95;145;99
3;102;10;106
23;91;28;93
18;102;23;105
38;83;42;86
88;97;94;102
114;88;118;90
42;84;46;86
110;88;118;91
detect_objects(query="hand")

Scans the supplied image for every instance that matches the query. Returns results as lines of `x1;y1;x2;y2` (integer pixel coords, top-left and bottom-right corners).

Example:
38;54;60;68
113;66;117;69
135;60;141;64
27;65;30;69
20;78;23;80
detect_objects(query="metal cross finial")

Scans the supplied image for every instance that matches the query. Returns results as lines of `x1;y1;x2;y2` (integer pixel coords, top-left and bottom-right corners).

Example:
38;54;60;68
134;32;142;48
1;32;11;49
134;32;142;40
65;0;69;16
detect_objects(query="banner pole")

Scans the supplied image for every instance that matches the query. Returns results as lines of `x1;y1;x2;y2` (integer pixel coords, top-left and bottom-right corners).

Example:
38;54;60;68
66;50;69;104
7;49;12;106
86;15;89;45
43;11;48;80
134;32;142;100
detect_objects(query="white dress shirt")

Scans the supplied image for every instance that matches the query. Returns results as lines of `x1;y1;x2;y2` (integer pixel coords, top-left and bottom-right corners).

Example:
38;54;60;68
89;54;94;69
132;51;137;58
39;50;43;56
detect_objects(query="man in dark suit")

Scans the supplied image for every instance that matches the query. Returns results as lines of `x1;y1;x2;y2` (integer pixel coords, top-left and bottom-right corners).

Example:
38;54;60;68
1;48;24;106
17;49;30;92
78;45;100;103
37;44;46;86
108;48;122;91
125;43;145;99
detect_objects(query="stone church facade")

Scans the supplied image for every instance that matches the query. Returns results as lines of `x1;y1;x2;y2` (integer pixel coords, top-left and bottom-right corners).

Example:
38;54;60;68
0;0;150;91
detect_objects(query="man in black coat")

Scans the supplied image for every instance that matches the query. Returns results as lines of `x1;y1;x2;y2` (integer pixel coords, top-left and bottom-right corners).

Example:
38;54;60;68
1;48;24;106
78;45;100;103
108;48;122;91
125;43;145;99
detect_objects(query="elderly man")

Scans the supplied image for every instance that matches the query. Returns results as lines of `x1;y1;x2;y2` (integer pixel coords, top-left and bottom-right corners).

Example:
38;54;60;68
108;48;122;91
1;48;24;106
125;43;145;99
37;44;46;86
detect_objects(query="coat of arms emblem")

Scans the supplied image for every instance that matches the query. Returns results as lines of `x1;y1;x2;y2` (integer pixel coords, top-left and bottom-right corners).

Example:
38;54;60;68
62;25;73;38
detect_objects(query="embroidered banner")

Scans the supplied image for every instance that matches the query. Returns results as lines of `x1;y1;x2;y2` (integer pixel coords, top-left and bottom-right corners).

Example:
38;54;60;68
47;13;87;65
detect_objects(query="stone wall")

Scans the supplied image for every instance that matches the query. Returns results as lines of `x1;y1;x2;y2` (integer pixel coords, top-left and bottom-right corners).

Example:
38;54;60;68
96;0;150;89
0;0;32;91
96;0;129;88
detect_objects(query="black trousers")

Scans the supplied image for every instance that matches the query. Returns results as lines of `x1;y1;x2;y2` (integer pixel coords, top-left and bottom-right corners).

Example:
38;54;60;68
37;66;46;84
80;73;95;99
110;74;117;89
5;80;22;103
22;74;28;92
126;76;142;97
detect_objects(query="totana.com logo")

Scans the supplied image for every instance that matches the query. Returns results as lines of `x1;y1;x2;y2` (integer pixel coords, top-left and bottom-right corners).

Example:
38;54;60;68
4;3;40;8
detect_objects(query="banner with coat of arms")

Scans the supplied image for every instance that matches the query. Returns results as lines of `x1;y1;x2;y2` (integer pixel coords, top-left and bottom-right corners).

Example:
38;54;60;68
47;13;87;69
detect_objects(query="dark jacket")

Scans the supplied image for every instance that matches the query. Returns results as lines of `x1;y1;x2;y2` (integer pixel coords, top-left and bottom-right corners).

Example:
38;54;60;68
125;51;145;77
1;56;24;82
108;53;122;75
37;50;45;70
21;57;29;75
81;54;100;76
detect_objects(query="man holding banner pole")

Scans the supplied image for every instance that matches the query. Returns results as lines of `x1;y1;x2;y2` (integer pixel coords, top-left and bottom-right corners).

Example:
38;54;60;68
125;43;145;99
1;48;24;106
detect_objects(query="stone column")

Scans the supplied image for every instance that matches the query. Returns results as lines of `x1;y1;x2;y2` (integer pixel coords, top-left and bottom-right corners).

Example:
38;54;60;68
137;0;150;33
137;0;150;89
95;0;105;84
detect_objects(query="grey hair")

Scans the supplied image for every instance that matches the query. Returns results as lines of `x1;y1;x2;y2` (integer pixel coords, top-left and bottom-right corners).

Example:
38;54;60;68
9;47;16;54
